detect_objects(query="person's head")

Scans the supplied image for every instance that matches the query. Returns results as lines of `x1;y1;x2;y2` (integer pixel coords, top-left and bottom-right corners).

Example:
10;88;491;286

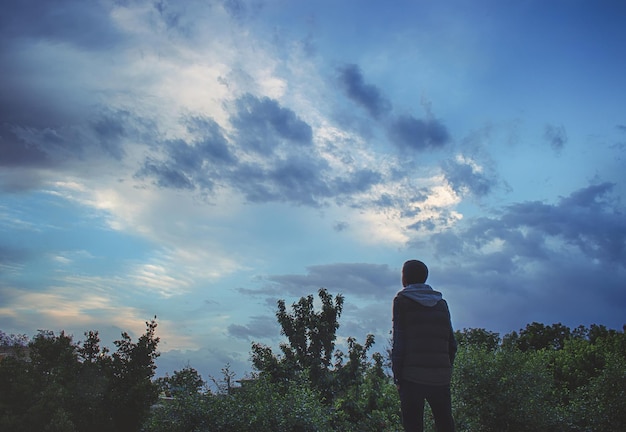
402;260;429;286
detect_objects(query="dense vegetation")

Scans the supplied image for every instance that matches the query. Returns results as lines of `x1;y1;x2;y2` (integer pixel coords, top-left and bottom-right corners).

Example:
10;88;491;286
0;319;160;432
1;290;625;431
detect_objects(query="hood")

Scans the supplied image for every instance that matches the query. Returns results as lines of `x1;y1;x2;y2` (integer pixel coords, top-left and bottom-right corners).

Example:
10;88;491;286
399;283;442;307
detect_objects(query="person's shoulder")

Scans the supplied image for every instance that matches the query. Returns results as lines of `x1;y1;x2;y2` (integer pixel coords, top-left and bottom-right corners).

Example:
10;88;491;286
393;293;409;306
436;298;451;312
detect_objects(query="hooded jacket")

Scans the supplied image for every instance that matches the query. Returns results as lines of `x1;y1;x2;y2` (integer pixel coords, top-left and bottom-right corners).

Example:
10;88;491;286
392;283;457;386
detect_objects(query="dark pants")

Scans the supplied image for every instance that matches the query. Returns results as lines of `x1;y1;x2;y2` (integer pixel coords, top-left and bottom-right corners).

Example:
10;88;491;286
399;380;455;432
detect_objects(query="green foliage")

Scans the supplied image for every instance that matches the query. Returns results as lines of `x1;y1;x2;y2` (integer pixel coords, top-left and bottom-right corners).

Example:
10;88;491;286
455;327;500;351
579;352;626;431
109;319;161;432
151;290;626;432
452;322;626;432
452;346;560;431
507;321;572;351
0;319;160;432
157;366;206;398
145;373;332;432
5;297;625;432
332;352;401;431
274;288;344;399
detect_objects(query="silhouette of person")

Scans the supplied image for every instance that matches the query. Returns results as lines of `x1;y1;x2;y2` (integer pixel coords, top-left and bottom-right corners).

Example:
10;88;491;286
392;260;457;432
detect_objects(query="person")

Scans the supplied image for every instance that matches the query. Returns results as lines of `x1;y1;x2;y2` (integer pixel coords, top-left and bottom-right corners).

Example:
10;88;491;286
392;259;457;432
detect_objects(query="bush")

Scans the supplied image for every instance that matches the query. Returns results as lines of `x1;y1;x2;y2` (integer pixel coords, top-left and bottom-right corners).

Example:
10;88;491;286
144;374;331;432
452;346;560;432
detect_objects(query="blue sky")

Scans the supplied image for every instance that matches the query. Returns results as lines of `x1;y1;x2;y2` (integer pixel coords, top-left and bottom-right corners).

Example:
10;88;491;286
1;0;625;379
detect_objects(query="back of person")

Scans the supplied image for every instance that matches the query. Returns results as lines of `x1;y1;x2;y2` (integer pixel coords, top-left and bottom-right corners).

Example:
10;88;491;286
392;260;456;432
393;294;454;386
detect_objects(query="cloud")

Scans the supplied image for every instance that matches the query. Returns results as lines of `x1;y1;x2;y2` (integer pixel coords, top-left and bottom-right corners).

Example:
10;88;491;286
228;155;331;206
0;125;51;169
435;182;625;265
424;182;626;332
91;109;133;161
231;93;313;154
0;99;156;192
0;0;122;50
337;64;392;119
227;315;279;340
259;263;398;299
387;114;450;151
501;183;624;265
133;93;386;207
392;193;626;342
441;154;496;198
333;221;349;232
0;245;29;277
544;124;567;153
136;116;235;192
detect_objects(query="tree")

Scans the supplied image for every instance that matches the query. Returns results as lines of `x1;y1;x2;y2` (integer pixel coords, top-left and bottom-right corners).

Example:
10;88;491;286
452;346;560;431
158;366;206;398
0;319;160;432
512;322;572;351
252;288;344;398
455;328;500;351
277;288;343;385
109;318;161;432
250;288;402;431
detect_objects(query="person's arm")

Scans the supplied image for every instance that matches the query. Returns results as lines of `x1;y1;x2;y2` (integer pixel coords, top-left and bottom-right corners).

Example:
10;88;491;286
444;300;457;366
391;296;404;386
448;325;457;366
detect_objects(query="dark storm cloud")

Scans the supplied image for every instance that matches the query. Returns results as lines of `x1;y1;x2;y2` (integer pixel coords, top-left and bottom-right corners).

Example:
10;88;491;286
435;182;625;266
544;124;567;153
337;64;392;119
441;157;496;198
424;182;626;333
0;125;51;168
231;94;313;154
138;157;196;190
387;114;450;151
136;117;235;192
0;1;159;178
1;108;153;174
228;156;330;206
227;157;383;207
0;0;122;50
0;39;96;130
186;116;237;164
335;62;450;153
0;124;85;170
260;263;398;299
502;183;625;265
0;0;150;189
135;94;383;206
91;110;133;161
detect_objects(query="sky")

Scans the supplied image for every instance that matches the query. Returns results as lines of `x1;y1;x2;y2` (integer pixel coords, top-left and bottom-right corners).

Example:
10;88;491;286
1;0;625;380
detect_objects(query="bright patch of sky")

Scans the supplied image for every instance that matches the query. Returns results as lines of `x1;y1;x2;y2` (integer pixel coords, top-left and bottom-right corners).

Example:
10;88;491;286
1;0;625;380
